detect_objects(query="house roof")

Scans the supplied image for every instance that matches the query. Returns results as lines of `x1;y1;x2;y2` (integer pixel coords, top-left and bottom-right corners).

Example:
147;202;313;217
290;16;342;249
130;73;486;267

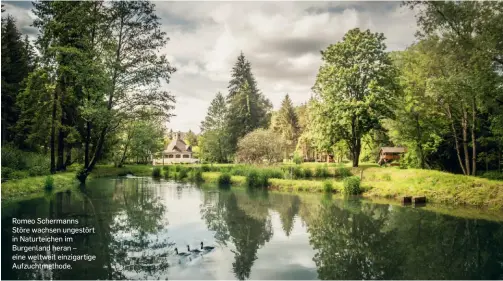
165;138;192;153
380;147;407;153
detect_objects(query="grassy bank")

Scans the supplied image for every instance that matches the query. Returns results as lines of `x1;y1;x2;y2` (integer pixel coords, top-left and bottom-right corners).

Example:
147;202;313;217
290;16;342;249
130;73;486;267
2;163;503;211
1;165;154;200
361;167;503;210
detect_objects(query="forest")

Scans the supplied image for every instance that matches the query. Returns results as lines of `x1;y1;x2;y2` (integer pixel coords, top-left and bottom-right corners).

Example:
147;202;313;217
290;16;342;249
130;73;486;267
2;1;503;186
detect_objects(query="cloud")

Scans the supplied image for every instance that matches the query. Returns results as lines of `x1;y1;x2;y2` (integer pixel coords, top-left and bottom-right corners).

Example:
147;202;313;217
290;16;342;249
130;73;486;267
3;1;418;134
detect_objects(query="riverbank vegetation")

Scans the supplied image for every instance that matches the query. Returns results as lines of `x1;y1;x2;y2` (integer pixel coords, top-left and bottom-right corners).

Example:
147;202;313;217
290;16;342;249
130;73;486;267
1;2;503;210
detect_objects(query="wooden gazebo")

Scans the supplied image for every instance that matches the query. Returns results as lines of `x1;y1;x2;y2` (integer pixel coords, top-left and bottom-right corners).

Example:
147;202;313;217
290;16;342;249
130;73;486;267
378;147;407;166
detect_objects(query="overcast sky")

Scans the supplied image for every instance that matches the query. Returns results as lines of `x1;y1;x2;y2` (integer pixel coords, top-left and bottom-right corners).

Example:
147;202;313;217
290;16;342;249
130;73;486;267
3;1;418;134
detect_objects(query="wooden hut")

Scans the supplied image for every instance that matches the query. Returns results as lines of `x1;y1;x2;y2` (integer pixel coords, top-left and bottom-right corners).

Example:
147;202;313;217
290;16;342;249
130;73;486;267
378;147;407;166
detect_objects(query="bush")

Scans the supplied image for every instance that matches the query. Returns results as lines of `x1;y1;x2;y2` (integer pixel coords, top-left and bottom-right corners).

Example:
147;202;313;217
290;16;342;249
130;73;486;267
336;166;352;178
163;168;170;179
152;167;161;178
246;170;269;188
315;165;329;178
480;171;503;181
1;167;14;182
217;173;231;186
44;175;54;191
177;166;189;179
201;164;211;172
293;153;303;165
303;167;313;178
342;176;361;195
235;129;285;164
189;168;203;182
9;170;29;180
292;166;304;179
323;180;334;193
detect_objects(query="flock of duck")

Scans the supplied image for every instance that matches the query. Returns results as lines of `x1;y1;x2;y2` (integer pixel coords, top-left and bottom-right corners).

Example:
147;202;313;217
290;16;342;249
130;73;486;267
174;242;215;257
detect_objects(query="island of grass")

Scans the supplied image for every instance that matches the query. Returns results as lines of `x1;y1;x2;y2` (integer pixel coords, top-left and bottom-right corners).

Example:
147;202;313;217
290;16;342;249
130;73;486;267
2;162;502;212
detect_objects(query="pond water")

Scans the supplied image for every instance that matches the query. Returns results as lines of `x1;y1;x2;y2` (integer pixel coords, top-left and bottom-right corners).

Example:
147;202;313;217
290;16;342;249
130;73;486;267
2;177;503;280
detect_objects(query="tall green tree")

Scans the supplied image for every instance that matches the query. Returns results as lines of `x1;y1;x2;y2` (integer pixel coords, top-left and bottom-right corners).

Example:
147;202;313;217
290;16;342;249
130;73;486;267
226;53;272;154
1;15;35;144
78;1;176;182
200;92;230;162
312;28;398;167
272;94;299;157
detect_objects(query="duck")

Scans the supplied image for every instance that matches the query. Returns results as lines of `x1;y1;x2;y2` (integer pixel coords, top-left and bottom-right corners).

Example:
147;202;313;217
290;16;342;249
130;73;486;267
187;245;202;254
200;241;215;251
174;247;190;256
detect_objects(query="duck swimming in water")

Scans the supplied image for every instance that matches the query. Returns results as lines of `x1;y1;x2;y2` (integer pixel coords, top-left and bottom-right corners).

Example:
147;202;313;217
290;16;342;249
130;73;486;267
187;245;202;254
200;241;215;251
175;247;190;256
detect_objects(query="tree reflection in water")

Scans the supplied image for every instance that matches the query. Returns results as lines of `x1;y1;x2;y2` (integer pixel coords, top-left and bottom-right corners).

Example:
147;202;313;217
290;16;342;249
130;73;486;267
308;199;503;280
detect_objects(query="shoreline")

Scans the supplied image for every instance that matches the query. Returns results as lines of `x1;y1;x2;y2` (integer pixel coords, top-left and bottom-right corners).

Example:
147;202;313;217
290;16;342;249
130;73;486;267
2;164;502;212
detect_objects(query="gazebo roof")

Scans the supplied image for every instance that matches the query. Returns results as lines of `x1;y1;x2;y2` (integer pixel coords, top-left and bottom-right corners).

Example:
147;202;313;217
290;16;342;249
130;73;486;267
380;147;407;153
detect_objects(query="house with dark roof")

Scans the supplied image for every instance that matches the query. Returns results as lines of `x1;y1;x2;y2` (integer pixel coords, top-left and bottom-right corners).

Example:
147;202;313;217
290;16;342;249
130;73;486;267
153;132;199;164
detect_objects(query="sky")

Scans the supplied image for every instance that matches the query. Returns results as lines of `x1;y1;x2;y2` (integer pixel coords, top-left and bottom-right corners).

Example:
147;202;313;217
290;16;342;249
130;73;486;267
2;1;418;134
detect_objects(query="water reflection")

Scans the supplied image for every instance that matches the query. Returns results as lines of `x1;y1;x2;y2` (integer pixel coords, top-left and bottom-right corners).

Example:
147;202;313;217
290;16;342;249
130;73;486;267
2;178;503;280
308;200;503;280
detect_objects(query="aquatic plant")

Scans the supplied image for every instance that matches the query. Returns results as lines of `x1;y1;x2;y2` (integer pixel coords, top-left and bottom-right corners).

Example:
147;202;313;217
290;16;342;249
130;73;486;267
343;176;361;195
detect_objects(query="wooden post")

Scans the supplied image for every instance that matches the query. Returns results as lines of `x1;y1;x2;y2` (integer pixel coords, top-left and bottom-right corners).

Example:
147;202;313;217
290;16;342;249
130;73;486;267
413;196;426;204
401;196;412;204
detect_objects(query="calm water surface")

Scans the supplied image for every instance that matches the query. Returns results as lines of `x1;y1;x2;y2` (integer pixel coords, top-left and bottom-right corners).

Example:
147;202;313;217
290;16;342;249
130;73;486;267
2;177;503;280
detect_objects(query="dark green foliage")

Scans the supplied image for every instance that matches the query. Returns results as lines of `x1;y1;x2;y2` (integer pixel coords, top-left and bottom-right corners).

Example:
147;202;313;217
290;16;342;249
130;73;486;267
323;180;334;193
152;167;161;178
217;173;231;186
336;166;352;178
292;166;305;179
1;144;50;180
44;175;54;190
293;153;303;165
315;165;329;178
201;165;211;172
163;167;170;179
246;170;269;189
343;176;361;195
303;167;313;178
480;171;503;181
177;166;188;179
189;168;203;182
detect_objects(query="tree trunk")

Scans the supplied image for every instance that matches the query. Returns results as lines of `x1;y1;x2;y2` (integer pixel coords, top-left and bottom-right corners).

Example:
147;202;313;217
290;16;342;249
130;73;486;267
64;144;72;167
50;85;59;174
446;105;467;175
471;98;477;176
462;107;470;175
415;112;425;169
57;128;65;171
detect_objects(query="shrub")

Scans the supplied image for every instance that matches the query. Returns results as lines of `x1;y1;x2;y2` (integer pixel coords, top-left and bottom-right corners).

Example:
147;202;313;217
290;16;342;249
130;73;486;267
44;175;54;191
1;167;14;182
189;168;203;182
342;176;361;195
163;168;170;179
246;170;268;188
480;171;503;181
177;167;189;179
292;166;304;179
152;167;161;178
315;165;329;178
1;144;50;177
201;164;211;172
217;173;231;186
293;153;303;165
9;170;29;180
303;167;313;178
323;180;334;193
336;166;352;178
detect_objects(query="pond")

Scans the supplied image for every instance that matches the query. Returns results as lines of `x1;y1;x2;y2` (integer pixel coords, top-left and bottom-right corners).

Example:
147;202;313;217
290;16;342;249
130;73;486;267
2;177;503;280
